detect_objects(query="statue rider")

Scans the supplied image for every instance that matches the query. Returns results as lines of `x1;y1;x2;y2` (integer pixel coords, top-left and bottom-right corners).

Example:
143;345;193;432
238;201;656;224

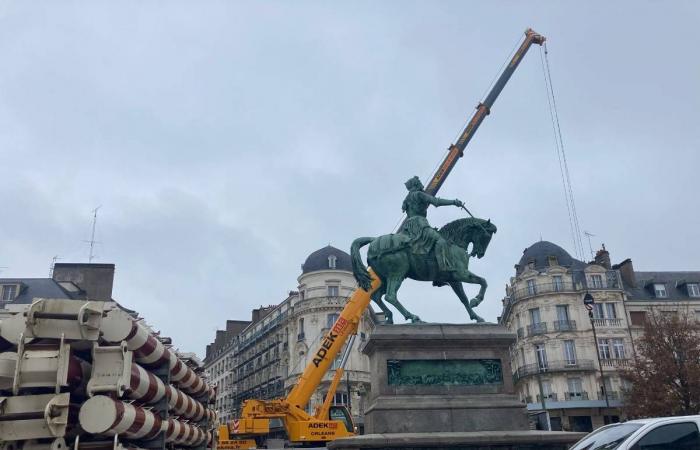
400;176;464;272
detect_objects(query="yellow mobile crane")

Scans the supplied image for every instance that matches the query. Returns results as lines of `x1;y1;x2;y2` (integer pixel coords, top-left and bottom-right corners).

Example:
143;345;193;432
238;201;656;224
220;27;545;449
218;274;381;448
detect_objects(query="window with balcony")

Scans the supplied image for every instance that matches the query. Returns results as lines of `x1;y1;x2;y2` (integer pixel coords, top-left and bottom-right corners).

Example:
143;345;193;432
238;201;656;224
598;339;611;359
612;338;626;359
1;285;17;301
527;279;537;295
563;340;577;365
688;283;700;298
541;380;553;398
567;377;584;398
654;283;667;298
593;303;605;319
327;285;339;297
556;305;569;321
590;274;604;289
555;305;574;331
535;344;547;370
605;303;617;319
529;308;541;324
553;276;563;292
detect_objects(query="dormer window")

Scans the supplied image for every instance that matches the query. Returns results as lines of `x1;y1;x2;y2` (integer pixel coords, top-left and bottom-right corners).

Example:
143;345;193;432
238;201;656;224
547;255;558;267
328;255;337;269
688;283;700;298
654;283;667;298
1;284;17;301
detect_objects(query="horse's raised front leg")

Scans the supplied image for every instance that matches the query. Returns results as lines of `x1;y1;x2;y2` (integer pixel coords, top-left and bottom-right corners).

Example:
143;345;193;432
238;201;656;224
370;283;393;324
448;281;484;323
384;276;422;323
463;272;487;308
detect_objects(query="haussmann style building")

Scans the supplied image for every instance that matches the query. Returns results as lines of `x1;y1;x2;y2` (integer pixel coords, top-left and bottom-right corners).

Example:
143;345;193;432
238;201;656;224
499;241;632;432
499;240;700;433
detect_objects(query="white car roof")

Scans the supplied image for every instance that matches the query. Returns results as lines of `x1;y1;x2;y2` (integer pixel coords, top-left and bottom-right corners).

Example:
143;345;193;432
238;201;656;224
625;415;700;425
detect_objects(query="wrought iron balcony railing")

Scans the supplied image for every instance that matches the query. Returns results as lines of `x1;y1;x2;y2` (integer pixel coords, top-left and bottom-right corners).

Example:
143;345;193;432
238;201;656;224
564;391;589;401
600;358;630;368
509;270;622;302
527;322;548;336
536;393;558;402
598;391;621;401
513;359;596;382
553;320;577;331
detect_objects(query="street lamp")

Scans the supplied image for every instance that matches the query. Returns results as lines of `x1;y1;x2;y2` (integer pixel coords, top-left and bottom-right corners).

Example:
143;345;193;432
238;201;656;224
584;292;610;410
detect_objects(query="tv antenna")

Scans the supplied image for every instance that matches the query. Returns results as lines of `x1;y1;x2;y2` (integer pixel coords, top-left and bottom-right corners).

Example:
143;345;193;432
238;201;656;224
83;206;102;263
583;231;596;259
49;255;61;277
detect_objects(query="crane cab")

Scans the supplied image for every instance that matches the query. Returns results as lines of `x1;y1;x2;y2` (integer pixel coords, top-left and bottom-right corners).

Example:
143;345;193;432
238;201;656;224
287;405;356;444
329;405;355;434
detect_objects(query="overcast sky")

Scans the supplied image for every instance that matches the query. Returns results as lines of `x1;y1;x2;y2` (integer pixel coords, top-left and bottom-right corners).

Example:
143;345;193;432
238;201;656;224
1;1;698;356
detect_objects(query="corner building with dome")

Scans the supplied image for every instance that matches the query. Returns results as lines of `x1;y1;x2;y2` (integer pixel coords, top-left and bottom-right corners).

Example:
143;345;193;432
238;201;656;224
204;245;377;430
499;241;631;432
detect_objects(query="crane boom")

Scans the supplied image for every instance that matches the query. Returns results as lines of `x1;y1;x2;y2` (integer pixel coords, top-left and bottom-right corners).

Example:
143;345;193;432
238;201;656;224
424;28;545;197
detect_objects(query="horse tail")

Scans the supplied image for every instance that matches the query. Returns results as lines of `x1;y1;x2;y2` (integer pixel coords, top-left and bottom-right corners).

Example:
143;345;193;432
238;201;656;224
351;237;374;291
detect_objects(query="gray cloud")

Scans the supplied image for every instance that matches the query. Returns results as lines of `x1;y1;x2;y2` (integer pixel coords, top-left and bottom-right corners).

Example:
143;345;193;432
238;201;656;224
1;1;698;354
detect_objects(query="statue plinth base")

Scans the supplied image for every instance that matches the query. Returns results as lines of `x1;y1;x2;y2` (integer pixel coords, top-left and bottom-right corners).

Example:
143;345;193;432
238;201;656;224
361;323;527;434
328;324;585;450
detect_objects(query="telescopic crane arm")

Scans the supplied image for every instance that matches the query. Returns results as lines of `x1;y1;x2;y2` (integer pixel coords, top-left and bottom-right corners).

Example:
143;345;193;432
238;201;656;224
424;28;545;197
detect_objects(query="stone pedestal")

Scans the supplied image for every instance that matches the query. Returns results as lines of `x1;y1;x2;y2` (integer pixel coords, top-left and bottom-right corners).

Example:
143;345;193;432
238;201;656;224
362;323;528;434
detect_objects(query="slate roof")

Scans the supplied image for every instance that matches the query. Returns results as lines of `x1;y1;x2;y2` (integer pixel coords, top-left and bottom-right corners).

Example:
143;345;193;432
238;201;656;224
516;241;587;275
0;278;84;308
301;245;352;274
622;270;700;301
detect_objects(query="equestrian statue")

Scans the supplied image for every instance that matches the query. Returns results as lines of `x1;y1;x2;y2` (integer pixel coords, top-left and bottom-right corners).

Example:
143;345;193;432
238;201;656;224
351;176;497;323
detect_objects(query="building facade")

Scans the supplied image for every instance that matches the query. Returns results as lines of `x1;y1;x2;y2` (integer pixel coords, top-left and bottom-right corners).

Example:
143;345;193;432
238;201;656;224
500;241;700;432
614;258;700;348
204;245;376;429
500;241;633;432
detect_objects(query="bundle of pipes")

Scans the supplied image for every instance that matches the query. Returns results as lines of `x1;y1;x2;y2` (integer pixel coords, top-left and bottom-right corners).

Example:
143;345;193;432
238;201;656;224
128;362;216;422
79;396;211;446
0;299;216;450
101;309;216;400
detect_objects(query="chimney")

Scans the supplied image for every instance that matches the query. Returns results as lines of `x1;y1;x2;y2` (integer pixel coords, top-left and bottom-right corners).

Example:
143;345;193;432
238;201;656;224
613;258;636;288
52;263;115;301
251;306;274;324
594;244;611;269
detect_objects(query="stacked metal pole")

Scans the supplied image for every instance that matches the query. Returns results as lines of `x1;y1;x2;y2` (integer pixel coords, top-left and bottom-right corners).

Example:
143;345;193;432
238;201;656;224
0;299;216;450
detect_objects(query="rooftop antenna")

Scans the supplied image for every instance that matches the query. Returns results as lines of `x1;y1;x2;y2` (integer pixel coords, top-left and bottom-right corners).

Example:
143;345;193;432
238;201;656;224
83;206;102;263
49;255;61;277
583;231;595;259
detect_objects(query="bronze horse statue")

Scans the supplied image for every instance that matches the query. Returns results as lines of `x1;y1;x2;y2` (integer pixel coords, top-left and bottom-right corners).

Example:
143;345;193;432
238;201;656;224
351;217;497;323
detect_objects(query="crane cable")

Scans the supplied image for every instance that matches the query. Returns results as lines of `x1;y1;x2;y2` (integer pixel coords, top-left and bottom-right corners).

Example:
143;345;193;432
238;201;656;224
539;43;586;260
